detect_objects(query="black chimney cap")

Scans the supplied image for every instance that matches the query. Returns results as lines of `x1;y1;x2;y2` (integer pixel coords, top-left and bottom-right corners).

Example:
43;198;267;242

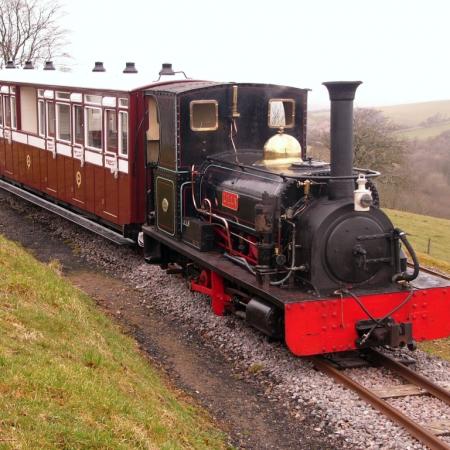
123;62;137;73
159;63;175;76
23;60;34;70
43;61;55;70
5;60;15;69
322;81;362;101
92;61;105;72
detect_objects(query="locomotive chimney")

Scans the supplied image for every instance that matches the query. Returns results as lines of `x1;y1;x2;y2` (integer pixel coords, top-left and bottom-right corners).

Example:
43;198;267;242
323;81;362;200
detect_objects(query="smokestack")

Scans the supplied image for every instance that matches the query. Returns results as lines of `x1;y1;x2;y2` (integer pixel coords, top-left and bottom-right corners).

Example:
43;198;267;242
323;81;362;200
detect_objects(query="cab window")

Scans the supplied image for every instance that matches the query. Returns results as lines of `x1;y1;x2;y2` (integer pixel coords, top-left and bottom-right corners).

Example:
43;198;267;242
268;99;295;128
190;100;218;131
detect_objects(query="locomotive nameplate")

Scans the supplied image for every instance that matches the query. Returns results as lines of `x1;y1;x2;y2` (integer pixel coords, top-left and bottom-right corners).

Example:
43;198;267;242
222;191;239;211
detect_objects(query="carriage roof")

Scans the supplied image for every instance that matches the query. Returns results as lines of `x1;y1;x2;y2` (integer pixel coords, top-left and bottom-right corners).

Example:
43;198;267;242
0;69;198;93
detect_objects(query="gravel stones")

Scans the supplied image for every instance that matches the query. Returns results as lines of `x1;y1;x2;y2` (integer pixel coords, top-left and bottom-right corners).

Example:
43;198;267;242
2;192;450;450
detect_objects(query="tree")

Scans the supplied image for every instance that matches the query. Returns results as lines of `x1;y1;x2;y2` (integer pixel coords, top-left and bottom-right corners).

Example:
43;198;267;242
0;0;69;69
314;108;409;208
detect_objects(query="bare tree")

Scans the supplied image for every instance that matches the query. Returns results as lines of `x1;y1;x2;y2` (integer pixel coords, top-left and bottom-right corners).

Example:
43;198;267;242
0;0;69;68
311;108;410;208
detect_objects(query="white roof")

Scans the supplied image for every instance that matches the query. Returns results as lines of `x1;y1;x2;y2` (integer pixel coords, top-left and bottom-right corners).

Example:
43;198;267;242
0;68;190;93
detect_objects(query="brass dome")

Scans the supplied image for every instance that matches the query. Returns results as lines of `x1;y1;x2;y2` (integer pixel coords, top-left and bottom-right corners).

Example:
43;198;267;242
260;128;302;166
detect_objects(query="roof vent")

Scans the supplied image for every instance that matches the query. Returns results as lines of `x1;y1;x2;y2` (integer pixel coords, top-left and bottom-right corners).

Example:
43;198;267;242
23;60;34;70
43;61;55;70
155;62;189;81
5;60;15;69
159;63;175;76
123;62;137;73
92;61;105;72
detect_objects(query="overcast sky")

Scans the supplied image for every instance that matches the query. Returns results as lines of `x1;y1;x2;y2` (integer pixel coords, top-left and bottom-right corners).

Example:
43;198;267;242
60;0;450;109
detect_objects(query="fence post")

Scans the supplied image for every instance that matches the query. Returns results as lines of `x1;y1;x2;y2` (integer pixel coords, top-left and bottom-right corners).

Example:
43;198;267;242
427;238;431;255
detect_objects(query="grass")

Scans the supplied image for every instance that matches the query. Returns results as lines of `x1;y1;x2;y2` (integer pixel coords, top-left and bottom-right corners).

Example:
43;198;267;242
0;235;229;449
309;99;450;140
379;99;450;128
385;209;450;268
386;209;450;361
392;120;450;140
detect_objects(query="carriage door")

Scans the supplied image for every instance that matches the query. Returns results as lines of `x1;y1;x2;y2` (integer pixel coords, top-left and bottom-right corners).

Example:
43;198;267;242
0;93;5;174
71;103;85;206
2;91;14;177
103;107;119;219
45;96;58;194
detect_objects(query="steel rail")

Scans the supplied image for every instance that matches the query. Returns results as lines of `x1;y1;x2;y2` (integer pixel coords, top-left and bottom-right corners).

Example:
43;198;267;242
311;356;450;450
413;263;450;281
368;349;450;407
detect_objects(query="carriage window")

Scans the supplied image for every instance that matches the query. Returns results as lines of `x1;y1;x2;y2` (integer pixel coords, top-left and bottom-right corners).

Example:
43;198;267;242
119;111;128;157
38;89;44;98
47;102;55;137
85;94;102;105
268;99;295;129
85;107;102;150
38;100;45;136
105;109;117;152
119;98;128;108
56;103;71;141
0;96;3;126
73;105;84;145
4;96;11;127
190;100;218;131
56;92;70;100
10;96;17;129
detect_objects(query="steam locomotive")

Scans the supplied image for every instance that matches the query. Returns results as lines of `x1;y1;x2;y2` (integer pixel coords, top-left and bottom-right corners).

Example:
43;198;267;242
0;62;449;356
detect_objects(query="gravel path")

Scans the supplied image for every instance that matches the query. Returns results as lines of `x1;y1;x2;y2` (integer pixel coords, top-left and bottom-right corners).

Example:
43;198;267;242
2;192;450;450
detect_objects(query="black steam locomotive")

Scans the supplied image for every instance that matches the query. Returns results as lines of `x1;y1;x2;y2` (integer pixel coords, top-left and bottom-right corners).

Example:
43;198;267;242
142;79;449;356
2;61;447;356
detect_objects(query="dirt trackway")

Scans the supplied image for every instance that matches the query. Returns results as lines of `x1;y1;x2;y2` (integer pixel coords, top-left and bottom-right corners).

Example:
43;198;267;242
0;190;337;449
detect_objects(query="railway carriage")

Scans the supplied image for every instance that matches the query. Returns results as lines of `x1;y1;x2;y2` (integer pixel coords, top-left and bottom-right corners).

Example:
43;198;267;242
1;61;449;356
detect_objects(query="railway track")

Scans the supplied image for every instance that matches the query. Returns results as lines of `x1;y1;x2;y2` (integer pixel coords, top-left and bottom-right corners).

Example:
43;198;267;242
311;349;450;450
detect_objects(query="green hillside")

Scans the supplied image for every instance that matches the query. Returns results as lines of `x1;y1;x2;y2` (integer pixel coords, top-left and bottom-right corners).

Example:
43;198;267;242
379;100;450;128
0;235;228;449
386;209;450;272
309;99;450;140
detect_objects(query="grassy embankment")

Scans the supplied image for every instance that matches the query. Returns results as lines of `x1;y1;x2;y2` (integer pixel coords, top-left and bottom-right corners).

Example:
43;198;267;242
0;235;229;449
387;209;450;361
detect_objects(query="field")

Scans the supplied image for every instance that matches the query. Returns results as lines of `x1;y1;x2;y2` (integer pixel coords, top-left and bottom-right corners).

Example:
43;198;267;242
386;209;450;270
309;99;450;140
386;209;450;361
0;235;228;449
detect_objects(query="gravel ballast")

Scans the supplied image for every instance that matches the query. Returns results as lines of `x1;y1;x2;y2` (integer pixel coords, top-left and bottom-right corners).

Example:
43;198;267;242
1;192;449;450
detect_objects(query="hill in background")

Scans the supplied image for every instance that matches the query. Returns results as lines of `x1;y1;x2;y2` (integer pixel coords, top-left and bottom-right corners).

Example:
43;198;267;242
308;99;450;219
310;99;450;140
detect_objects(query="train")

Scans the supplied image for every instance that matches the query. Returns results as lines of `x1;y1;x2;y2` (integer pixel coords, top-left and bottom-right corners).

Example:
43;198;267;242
0;60;449;356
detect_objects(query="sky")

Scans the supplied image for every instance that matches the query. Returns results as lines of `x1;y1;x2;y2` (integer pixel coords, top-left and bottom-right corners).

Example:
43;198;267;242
59;0;450;109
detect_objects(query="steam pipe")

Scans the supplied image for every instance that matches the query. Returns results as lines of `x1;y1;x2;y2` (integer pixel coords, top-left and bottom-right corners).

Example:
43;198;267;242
323;81;362;199
191;165;233;252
